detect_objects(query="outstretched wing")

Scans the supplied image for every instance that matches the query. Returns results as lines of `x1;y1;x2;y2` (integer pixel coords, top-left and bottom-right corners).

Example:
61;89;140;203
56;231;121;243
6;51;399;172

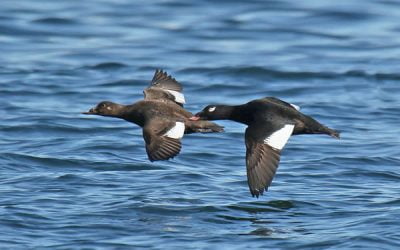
245;122;294;197
143;69;185;106
142;118;185;161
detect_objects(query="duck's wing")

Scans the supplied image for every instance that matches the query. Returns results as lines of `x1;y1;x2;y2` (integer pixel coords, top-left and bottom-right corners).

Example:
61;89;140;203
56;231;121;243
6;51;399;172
143;69;185;106
244;122;295;197
142;118;185;161
262;97;300;111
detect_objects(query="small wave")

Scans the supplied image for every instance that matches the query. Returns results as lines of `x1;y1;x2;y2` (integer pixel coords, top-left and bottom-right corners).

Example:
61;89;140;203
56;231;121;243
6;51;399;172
136;204;223;216
98;79;142;87
1;152;161;172
265;200;295;209
227;203;284;213
340;169;400;181
181;66;400;81
245;227;274;236
87;62;128;70
0;24;55;37
181;66;335;80
194;84;249;91
32;17;78;25
310;10;376;22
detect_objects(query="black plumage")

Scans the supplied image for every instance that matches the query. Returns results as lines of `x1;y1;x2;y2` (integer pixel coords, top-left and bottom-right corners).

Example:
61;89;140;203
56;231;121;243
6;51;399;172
192;97;340;197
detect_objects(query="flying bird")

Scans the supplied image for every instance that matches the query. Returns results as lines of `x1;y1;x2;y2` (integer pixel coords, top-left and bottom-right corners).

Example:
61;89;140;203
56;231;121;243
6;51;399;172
83;69;223;161
190;97;339;197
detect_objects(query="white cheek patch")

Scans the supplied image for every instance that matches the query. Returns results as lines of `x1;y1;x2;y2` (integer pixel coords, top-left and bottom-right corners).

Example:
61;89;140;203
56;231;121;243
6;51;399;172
264;124;294;150
208;107;216;112
164;121;185;139
166;90;185;104
290;103;300;111
106;106;112;110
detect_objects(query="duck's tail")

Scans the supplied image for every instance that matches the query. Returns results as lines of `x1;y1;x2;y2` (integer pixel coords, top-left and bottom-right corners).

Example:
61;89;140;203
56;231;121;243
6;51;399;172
185;120;224;134
298;115;340;139
324;126;340;139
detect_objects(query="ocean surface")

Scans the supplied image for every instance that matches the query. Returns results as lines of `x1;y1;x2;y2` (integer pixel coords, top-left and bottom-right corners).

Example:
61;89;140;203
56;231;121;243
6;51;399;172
1;0;400;249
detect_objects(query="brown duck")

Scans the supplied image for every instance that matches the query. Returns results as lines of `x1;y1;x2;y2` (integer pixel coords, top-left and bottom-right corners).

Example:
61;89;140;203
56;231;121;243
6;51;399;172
83;69;223;161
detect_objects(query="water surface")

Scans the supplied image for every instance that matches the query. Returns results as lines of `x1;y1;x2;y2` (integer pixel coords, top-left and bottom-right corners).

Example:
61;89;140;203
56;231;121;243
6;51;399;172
1;0;400;249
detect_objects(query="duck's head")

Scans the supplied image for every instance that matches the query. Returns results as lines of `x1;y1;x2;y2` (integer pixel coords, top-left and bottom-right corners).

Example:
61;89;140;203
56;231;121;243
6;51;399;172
190;105;228;121
82;101;124;117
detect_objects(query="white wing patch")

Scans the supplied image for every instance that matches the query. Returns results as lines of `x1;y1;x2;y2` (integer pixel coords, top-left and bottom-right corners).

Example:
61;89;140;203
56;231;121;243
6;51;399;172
264;124;295;150
290;103;300;111
164;121;185;139
166;90;185;104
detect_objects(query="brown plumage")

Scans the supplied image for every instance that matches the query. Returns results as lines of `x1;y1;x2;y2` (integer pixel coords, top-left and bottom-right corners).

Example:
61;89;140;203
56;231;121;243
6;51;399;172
83;69;224;161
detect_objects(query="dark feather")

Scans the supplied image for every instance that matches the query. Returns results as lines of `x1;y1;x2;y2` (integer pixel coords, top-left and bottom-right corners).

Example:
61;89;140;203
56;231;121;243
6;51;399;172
143;69;184;106
150;69;182;92
146;136;181;161
142;118;183;161
245;126;284;198
245;139;281;198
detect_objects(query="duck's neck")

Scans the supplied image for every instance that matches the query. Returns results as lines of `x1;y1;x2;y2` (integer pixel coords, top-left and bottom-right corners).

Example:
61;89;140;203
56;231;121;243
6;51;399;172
218;104;250;125
230;104;252;125
109;104;127;119
119;103;146;127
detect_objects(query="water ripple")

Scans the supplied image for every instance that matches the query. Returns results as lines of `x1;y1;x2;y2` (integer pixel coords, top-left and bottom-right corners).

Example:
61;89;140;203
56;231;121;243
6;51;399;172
1;0;400;249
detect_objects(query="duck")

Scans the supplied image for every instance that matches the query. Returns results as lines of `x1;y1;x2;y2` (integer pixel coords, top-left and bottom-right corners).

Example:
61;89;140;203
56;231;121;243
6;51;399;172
83;69;224;162
190;97;340;197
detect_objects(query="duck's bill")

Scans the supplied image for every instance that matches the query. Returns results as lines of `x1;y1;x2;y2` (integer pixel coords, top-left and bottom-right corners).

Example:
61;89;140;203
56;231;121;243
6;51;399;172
189;115;201;121
82;108;97;115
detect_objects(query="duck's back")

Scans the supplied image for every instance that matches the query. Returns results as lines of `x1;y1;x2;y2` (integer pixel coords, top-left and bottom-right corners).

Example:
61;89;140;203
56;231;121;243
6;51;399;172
233;97;297;126
248;97;339;137
251;97;299;114
122;100;192;127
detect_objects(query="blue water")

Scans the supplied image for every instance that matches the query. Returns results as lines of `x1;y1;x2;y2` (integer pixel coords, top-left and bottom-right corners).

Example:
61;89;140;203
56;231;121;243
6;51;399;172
1;0;400;249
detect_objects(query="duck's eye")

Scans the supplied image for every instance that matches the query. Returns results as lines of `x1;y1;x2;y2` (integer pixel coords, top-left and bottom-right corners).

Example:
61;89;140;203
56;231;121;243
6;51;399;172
208;106;216;112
